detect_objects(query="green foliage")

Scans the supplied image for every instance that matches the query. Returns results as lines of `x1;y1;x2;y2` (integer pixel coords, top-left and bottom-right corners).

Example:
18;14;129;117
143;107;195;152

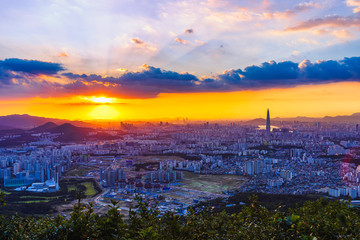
0;191;6;206
287;198;360;239
0;194;359;239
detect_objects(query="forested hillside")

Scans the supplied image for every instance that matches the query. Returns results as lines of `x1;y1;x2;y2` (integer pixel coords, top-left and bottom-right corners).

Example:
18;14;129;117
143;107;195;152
0;193;359;240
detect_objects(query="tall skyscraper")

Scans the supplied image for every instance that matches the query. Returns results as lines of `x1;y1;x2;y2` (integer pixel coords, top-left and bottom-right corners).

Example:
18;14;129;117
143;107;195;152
266;108;271;134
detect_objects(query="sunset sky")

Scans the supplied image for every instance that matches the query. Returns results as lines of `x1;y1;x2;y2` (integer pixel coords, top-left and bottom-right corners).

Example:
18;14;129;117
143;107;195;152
1;0;360;120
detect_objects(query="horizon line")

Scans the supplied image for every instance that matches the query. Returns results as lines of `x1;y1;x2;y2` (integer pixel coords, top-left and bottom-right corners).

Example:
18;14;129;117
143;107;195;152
1;112;360;123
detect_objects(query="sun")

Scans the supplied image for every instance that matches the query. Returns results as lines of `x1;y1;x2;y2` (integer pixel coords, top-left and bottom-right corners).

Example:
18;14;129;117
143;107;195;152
80;96;119;104
88;105;120;120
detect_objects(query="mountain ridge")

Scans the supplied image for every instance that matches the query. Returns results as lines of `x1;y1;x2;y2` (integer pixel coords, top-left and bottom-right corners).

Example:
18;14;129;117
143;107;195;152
1;112;360;128
0;114;94;129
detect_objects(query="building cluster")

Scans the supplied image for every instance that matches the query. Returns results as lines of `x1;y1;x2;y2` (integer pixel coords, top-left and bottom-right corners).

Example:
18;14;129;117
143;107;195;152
0;147;70;192
100;164;183;193
1;109;360;210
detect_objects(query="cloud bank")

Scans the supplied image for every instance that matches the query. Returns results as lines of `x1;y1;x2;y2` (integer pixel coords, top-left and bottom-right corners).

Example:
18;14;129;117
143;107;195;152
1;57;360;98
1;58;64;75
0;58;64;85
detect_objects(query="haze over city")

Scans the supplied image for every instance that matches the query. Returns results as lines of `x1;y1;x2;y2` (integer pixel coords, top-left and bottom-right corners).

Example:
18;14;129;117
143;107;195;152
1;0;360;120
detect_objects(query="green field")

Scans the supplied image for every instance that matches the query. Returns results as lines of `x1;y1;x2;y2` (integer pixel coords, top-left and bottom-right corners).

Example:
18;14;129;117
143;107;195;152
82;182;97;197
181;171;247;194
19;196;59;199
66;181;98;197
14;200;51;204
0;179;102;216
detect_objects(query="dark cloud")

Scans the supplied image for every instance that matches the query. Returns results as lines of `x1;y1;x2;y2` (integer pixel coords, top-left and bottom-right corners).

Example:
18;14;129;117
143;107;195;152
60;57;360;97
242;61;299;80
62;65;199;98
185;28;194;34
120;65;198;83
206;57;360;90
0;66;13;85
0;58;64;86
0;58;64;75
204;61;299;91
298;59;353;80
64;65;198;84
2;57;360;99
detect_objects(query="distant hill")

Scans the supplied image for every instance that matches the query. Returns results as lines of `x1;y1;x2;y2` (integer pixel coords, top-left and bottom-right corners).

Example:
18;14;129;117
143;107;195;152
49;123;92;142
40;123;93;142
0;125;17;131
30;122;58;133
243;118;265;125
249;112;360;124
351;112;360;117
0;122;121;146
51;123;90;133
0;114;93;129
270;113;360;124
272;116;315;122
0;128;26;135
322;113;360;123
49;123;120;142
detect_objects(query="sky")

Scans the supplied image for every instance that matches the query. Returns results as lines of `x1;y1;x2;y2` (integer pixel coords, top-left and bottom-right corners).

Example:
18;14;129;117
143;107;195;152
1;0;360;121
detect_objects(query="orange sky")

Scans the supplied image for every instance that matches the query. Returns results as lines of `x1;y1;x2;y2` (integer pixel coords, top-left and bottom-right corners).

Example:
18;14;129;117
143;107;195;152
3;1;360;122
1;81;360;121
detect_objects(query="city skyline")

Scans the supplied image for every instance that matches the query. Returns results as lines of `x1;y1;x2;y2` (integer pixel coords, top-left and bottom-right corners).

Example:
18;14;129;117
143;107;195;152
2;0;360;120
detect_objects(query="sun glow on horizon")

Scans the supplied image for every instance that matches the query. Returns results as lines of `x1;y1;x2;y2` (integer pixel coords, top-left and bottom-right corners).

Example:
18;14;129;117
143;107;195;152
88;105;120;120
79;96;119;104
2;82;360;121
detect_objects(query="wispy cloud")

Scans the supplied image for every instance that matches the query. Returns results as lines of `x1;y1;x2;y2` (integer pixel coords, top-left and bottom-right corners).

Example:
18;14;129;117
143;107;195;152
131;38;145;45
346;0;360;13
130;37;157;51
263;1;322;19
175;37;189;44
285;15;360;31
59;52;68;57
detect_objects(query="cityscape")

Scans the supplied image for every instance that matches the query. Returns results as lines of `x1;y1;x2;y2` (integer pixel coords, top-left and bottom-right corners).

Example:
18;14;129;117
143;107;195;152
0;109;360;216
2;0;360;238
